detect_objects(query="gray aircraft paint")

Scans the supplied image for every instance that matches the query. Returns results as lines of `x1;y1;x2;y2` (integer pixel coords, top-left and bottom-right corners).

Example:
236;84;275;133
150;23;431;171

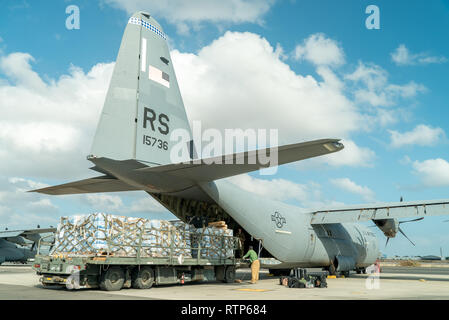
0;228;55;264
32;12;449;272
200;180;379;268
91;12;191;165
0;239;35;264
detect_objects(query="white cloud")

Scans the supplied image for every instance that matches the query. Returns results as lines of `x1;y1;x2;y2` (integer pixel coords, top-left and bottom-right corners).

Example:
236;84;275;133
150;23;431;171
227;174;344;209
331;178;375;202
293;33;345;67
0;53;46;91
295;139;376;170
8;177;48;190
85;194;124;211
84;193;168;214
173;31;362;144
0;177;59;229
391;44;447;66
389;125;445;148
321;139;376;167
345;62;426;107
227;174;309;203
0;52;114;179
29;198;57;210
103;0;275;32
412;158;449;187
129;196;168;213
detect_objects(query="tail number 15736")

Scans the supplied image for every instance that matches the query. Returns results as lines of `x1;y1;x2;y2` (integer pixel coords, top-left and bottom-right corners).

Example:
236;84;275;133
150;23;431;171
143;135;168;150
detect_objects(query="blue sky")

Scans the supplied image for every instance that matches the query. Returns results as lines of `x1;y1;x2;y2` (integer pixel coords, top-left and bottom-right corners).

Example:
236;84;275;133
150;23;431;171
0;0;449;257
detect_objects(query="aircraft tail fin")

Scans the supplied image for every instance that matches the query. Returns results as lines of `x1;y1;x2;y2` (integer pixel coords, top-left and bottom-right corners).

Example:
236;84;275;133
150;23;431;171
90;11;191;166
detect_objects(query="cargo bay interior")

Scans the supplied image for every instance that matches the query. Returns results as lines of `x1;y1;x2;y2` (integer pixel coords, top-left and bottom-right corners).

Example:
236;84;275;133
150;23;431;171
150;191;274;260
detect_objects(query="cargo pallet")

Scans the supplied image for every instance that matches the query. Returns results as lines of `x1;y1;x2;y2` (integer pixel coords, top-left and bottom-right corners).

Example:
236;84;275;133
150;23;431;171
33;233;240;291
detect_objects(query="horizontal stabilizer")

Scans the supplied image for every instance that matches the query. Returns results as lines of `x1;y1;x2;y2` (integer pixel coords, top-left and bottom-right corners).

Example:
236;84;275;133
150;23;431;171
33;139;343;196
310;200;449;224
30;176;140;195
137;139;343;182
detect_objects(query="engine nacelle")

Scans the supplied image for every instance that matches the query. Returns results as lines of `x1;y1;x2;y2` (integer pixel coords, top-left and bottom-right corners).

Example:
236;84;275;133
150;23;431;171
373;218;399;238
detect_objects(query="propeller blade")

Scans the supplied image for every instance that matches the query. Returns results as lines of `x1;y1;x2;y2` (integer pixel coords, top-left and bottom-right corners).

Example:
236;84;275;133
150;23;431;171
31;242;36;251
398;227;416;246
385;237;390;248
399;217;424;225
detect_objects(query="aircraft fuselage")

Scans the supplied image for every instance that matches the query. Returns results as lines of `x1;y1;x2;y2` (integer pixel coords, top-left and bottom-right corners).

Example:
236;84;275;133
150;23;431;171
0;239;36;264
200;180;380;269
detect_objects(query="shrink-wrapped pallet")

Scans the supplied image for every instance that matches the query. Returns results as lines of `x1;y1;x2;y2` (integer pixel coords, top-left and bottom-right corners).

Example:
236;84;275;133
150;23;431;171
196;227;235;259
51;213;194;258
51;213;235;259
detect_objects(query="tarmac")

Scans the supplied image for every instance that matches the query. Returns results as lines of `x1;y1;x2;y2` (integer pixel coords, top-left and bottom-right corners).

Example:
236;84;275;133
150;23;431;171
0;263;448;300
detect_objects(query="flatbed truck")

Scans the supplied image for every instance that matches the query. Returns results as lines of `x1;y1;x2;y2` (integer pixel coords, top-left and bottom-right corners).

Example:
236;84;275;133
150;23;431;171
33;233;240;291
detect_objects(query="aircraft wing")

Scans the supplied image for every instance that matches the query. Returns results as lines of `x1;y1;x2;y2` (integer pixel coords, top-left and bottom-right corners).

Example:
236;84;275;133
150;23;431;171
309;199;449;224
31;175;140;195
0;231;24;238
0;228;56;238
137;139;343;182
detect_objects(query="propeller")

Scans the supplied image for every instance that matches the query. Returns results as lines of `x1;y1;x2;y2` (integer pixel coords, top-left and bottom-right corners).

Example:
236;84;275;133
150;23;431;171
383;217;424;247
399;217;424;224
398;227;415;246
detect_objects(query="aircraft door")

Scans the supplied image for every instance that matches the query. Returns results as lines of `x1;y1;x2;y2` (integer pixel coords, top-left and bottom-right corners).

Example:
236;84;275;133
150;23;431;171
304;227;316;260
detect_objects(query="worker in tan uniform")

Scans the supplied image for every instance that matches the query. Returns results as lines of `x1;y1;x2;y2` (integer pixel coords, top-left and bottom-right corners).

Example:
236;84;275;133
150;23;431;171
243;245;260;284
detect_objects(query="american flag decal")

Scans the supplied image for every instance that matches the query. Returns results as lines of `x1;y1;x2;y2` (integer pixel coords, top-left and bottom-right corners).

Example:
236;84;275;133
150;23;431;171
149;65;170;88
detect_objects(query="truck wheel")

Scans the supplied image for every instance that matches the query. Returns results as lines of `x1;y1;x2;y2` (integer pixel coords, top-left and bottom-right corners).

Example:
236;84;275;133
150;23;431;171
224;266;236;283
131;267;155;289
99;266;125;291
215;266;225;282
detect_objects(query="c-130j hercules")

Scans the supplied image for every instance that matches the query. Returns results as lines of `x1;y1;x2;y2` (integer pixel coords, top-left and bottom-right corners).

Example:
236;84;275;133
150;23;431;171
33;11;449;275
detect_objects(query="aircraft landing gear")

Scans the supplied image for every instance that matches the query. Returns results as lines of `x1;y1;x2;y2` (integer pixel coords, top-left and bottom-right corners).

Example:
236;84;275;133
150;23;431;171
327;261;336;276
355;267;367;274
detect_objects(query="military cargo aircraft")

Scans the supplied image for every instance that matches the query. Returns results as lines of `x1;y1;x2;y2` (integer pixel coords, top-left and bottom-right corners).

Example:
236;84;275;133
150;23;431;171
32;12;449;275
0;227;55;264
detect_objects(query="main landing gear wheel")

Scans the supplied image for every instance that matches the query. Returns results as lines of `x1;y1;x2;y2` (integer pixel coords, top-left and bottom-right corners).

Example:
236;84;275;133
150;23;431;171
328;263;336;276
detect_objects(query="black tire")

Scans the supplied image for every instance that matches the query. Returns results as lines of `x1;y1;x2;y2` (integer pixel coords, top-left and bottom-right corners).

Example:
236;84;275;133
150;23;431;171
215;266;225;282
131;267;155;289
328;264;336;275
99;266;125;291
224;266;235;283
269;269;291;276
269;269;279;276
